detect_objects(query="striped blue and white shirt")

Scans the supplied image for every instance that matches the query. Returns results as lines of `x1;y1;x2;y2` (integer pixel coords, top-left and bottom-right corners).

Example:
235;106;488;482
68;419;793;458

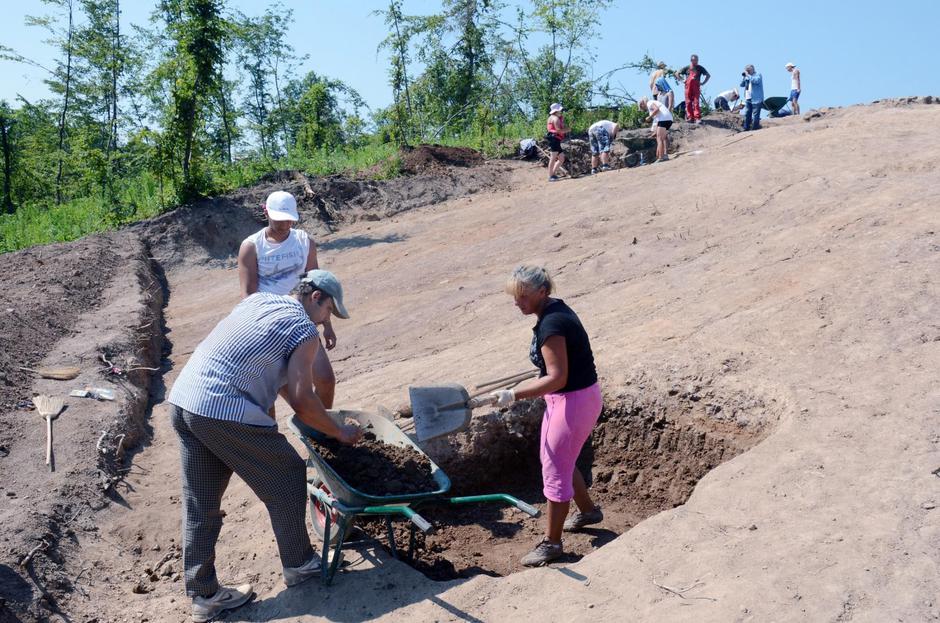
168;293;319;427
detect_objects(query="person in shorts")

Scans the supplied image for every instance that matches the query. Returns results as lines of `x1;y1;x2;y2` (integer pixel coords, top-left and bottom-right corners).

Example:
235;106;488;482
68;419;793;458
588;119;620;174
786;62;801;115
640;97;673;162
545;102;568;182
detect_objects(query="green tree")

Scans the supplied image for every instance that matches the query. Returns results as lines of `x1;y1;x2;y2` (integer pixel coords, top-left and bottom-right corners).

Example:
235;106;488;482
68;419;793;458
508;0;611;116
277;72;365;154
158;0;228;200
375;1;417;145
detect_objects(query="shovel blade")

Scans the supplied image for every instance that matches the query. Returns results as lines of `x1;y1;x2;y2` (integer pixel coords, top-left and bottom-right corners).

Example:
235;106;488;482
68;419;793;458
409;384;471;442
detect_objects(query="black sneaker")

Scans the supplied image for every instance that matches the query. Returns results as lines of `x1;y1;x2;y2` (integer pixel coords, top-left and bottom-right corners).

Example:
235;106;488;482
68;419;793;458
563;506;604;532
520;538;563;567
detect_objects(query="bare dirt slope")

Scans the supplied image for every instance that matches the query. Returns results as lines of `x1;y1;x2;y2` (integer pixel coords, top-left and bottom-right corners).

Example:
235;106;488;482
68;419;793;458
4;100;940;622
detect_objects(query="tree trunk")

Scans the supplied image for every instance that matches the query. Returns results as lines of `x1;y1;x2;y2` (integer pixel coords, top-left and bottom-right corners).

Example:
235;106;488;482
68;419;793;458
0;111;14;214
218;76;233;164
105;0;120;202
55;0;75;206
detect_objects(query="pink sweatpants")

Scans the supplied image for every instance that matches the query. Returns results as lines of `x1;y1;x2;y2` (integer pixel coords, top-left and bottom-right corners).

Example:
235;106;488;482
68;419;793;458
540;383;603;502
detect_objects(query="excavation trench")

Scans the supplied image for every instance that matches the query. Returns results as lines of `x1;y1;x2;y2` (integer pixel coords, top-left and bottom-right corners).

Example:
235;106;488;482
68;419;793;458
352;385;774;581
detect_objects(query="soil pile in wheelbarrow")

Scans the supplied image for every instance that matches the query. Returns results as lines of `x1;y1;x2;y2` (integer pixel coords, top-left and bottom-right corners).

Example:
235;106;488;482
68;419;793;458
315;432;437;496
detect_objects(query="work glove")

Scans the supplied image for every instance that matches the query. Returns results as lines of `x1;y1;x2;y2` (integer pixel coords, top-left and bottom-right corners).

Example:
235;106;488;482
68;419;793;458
491;389;515;407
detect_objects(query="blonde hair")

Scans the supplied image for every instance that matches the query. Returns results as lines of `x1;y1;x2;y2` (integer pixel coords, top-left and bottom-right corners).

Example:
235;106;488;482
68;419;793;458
638;97;649;110
505;265;554;296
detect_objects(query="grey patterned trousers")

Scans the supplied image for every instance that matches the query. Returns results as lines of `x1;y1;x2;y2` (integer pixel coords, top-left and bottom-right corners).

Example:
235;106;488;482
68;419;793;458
171;405;314;597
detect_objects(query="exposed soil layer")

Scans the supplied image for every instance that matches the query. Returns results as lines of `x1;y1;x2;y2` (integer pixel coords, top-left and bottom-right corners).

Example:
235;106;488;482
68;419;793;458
368;383;771;581
315;432;437;496
0;237;122;413
398;144;484;175
138;160;514;270
0;233;164;622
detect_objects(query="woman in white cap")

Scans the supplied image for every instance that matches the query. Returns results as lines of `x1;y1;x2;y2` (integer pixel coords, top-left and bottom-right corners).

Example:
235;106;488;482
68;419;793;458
238;190;340;408
639;97;673;162
545;103;569;182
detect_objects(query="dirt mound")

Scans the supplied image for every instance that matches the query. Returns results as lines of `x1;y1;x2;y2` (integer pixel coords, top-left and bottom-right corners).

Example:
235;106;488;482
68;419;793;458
398;144;484;175
139;163;514;269
315;432;437;496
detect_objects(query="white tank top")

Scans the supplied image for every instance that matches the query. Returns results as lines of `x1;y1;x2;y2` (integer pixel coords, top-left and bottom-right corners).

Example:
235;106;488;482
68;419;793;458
247;228;310;295
650;101;673;122
791;72;799;90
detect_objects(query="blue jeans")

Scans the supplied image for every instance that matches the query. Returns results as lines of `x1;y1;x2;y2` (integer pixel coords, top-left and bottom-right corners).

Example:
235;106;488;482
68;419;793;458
744;100;762;131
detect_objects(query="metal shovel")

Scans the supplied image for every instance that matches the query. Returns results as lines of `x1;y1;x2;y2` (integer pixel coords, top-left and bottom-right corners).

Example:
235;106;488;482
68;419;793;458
409;370;537;442
34;395;65;471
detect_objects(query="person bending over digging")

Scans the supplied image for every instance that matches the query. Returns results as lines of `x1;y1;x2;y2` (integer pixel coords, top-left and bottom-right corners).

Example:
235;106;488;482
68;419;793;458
491;265;604;567
588;119;620;174
238;190;339;409
167;269;362;622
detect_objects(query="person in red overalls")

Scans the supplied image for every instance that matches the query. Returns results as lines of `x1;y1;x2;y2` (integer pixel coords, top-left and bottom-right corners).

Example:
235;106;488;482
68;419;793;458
677;54;711;124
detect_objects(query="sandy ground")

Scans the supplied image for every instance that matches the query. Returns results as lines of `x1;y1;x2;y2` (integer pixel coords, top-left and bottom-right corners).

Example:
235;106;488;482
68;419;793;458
6;100;940;622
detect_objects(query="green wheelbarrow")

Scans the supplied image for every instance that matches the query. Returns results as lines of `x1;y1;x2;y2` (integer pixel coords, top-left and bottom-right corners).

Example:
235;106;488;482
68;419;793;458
289;409;540;585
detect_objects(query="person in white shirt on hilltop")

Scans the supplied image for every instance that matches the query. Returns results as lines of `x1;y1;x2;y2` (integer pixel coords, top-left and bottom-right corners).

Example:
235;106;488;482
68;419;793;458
639;97;674;163
238;190;339;409
786;62;801;115
713;88;740;112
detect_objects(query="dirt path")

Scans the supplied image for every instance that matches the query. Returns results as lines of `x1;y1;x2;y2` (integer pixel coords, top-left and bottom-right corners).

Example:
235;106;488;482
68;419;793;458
5;100;940;622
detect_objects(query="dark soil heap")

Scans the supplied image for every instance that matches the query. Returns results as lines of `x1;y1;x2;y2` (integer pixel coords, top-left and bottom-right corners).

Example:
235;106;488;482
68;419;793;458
315;432;438;496
398;144;484;175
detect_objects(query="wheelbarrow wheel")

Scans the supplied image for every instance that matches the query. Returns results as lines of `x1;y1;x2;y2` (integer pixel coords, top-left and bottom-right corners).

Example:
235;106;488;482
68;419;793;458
311;480;354;546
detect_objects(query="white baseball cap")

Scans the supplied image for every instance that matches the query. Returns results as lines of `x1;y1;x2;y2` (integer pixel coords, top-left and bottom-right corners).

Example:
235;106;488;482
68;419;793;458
265;190;298;221
549;102;564;113
785;62;796;69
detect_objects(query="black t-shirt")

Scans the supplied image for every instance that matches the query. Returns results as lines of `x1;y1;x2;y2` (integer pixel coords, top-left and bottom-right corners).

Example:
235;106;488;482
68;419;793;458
529;299;598;393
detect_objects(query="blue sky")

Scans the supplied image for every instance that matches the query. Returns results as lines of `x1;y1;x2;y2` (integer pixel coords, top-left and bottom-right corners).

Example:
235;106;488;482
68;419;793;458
1;0;937;115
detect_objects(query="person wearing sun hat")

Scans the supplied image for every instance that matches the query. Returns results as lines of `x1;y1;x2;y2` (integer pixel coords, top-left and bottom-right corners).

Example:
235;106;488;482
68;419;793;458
785;62;801;115
545;102;569;182
167;267;360;621
238;190;341;410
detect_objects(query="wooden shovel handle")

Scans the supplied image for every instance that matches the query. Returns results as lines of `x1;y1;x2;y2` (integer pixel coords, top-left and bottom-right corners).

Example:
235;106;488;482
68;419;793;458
46;416;53;469
474;370;537;391
466;394;499;409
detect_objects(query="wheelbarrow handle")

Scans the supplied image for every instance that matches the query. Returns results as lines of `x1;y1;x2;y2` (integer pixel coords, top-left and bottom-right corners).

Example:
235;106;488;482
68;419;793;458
409;512;433;533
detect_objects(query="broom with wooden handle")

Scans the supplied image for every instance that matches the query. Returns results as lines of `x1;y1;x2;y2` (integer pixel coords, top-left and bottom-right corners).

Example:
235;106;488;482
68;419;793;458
33;395;65;471
19;366;81;381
